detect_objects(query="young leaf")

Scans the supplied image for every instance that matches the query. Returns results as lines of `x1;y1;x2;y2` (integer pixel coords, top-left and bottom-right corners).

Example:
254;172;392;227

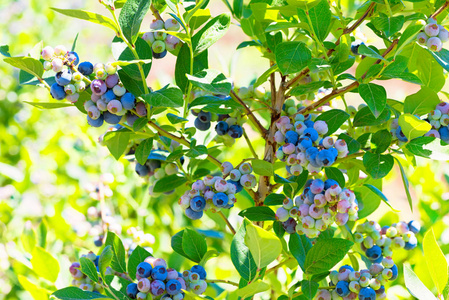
80;257;99;283
304;238;353;274
394;157;413;211
21;223;36;253
4;56;44;79
135;138;153;165
182;228;208;263
371;13;405;37
118;0;151;44
128;246;152;281
175;44;209;92
398;114;432;141
423;229;448;295
231;222;258;281
30;246;60;283
167;113;188;124
289;233;312;272
252;159;274;176
358;83;387;118
404;265;438;300
105;231;127;273
99;245;113;280
275;41;312;75
297;0;332;41
186;69;232;95
353;106;391;127
245;219;282;269
191;13;231;56
363;184;398;212
315;109;349;136
239;206;276;221
324;167;345;188
153;175;187;193
371;129;391;154
363;152;394;179
103;129;132;160
301;280;319;300
357;44;386;61
23;102;73;109
403;86;440;116
52;287;112;299
405;136;434;158
17;275;49;299
236;279;270;298
264;193;287;206
142;86;184;108
51;8;118;32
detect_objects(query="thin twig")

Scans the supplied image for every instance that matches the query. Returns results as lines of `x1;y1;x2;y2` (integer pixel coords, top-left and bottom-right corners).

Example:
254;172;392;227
218;211;236;235
230;91;268;137
243;128;258;159
431;1;449;19
150;4;164;21
206;279;239;287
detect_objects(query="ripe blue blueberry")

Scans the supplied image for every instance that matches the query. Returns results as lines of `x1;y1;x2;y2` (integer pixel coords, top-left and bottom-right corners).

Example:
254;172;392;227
282;217;297;234
304;120;314;128
137;262;153;278
152;265;168;281
191;265;207;280
228;125;243;138
185;207;203;220
227;180;243;193
339;265;354;272
103;111;122;125
190;196;206;212
126;112;139;126
55;69;72;86
305;147;319;162
121;93;136;110
439;126;449;143
351;41;364;55
153;50;167;59
166;279;182;295
390;264;398;280
298;137;313;151
317;149;335;167
366;245;383;262
50;83;66;100
197;111;212;123
103;90;116;103
303;128;319;142
213;192;229;208
215;121;229;135
359;287;376;300
78;61;94;75
324;179;339;189
335;281;350;297
408;220;421;234
87;115;104;127
67;51;79;65
404;234;418;250
126;283;139;299
194;118;211;131
396;126;408;142
285;130;299;145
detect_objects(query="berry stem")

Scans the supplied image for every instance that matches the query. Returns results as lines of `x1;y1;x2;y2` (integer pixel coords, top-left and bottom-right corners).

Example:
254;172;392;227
242;127;259;159
265;257;295;274
218;211;236;235
205;278;239;287
37;76;51;92
230;90;268;137
150;4;164;22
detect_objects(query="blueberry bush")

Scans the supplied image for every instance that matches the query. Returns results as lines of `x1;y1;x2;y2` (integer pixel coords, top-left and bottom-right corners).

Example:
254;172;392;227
3;0;449;299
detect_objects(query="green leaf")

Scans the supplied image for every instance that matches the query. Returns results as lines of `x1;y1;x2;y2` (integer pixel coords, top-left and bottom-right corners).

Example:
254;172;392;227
275;41;312;75
153;174;187;193
21;223;36;253
398;114;431;141
298;0;331;41
363;152;394;179
117;69;146;97
252;159;274;176
409;45;445;92
23;101;73;109
191;13;231;56
182;228;208;263
424;229;448;295
353;106;391;127
394;158;413;212
289;81;329;96
363;184;398;211
239;207;276;221
4;56;43;79
324;167;345;188
186;69;232;95
18;275;49;299
128;246;152;281
118;0;151;44
301;280;319;300
188;8;211;30
99;245;113;280
103;129;131;160
372;13;404;37
404;265;438;300
236;280;270;298
117;38;152;81
245;219;282;269
405;136;434;157
0;45;11;57
233;0;244;18
304;238;353;274
51;8;118;32
142;86;184;108
52;287;112;299
189;95;241;108
403;86;440;116
358;83;387;118
31;246;60;283
430;48;449;72
135;138;153;165
357;44;386;61
105;231;127;273
371;129;391;154
264;193;287;206
289;233;312;272
231;221;258;281
80;257;99;283
167;113;188;125
338;133;361;155
315;109;349;135
175;44;208;92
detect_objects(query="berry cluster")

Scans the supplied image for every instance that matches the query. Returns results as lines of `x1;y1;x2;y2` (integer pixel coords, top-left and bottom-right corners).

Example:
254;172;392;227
276;179;359;238
69;252;112;292
142;18;182;59
235;85;267;101
355;220;419;260
417;18;449;52
179;162;256;220
126;258;207;299
274;115;349;174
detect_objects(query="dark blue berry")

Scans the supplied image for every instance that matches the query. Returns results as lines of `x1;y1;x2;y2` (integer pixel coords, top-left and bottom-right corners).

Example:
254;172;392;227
103;111;122;124
151;266;168;281
190;265;207;279
87;115;104;127
50;83;66;100
351;41;364;56
153;50;167;59
215;121;229;135
136;262;153;278
335;281;350;297
197;111;212;123
166;279;182;295
366;245;382;262
212;192;228;208
55;69;72;86
227;180;243;193
67;51;79;65
190;196;206;212
285;130;299;145
78;61;94;76
185;207;203;220
228;125;243;138
136;163;150;176
194;118;211;131
126;283;138;299
359;287;376;300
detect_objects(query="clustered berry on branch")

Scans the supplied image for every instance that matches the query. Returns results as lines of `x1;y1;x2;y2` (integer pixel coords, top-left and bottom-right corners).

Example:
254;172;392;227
417;18;449;52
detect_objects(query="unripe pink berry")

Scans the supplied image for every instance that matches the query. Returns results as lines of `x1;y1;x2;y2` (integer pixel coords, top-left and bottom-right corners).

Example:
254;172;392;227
107;100;123;114
313;120;328;135
335;212;349;225
138;278;151;292
150;19;164;30
276;207;290;222
436;102;449;114
282;143;296;154
91;79;107;95
322;136;334;148
51;58;64;72
309;204;324;219
214;179;229;192
221;162;233;175
54;45;67;56
298;204;310;217
274;131;285;143
41;46;54;60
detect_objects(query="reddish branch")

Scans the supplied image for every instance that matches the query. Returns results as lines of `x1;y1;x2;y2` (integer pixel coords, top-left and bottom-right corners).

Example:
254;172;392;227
230;90;268;137
431;1;449;19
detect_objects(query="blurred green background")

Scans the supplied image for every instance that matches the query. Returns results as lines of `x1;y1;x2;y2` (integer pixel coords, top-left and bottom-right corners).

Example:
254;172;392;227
1;0;448;299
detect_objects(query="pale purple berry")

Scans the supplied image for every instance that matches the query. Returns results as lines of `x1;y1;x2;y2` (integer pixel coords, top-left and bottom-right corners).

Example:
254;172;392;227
166;34;181;46
314;194;326;207
335;213;349;225
310;179;324;194
322;136;334;148
239;162;252;174
91;79;107;95
274;131;285;143
313;120;328;135
51;58;64;72
439;25;449;42
150;280;165;296
428;18;438;24
153;258;167;268
204;190;214;200
425;23;440;37
165;18;180;31
54;45;67;56
137;278;151;292
136;102;147;116
113;84;126;97
338;269;351;281
142;32;156;45
150;19;164;30
335;139;348;152
286;154;297;165
107;100;123;114
214;179;229;192
428;36;443;51
221;162;233;175
97;99;107;111
337;199;351;213
294;121;306;135
276;207;290;222
302;216;315;229
41;46;54;60
437;102;449;114
240;174;256;188
66;93;79;103
283;143;296;154
276;116;290;129
192;180;206;191
179;195;190;209
309;204;324;219
88;106;101;120
417;32;428;45
315;289;331;300
105;74;119;88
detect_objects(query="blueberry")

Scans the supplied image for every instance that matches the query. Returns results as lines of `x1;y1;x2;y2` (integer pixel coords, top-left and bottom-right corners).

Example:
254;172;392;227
213;192;229;208
153;49;167;59
166;279;182;295
324;179;338;189
94;236;103;247
87;115;104;127
338;265;354;272
282;217;297;234
359;287;376;300
408;220;421;234
91;79;107;96
67;51;79;65
103;89;116;102
305;147;319;162
137;262;153;278
227;180;243;193
317;149;335;167
185;207;203;220
121;93;136;110
285;130;299;145
304;120;314;128
194;118;211;131
351;41;364;55
150;280;166;296
126;283;139;299
439;126;449;143
126;112;139;126
303;128;319;142
50;83;66;100
298;137;313;150
78;62;94;76
215;121;229;135
105;74;119;88
147;159;162;172
190;265;207;280
55;69;72;86
396;126;408;142
366;245;383;261
228;125;243;138
404;234;418;250
152;265;167;281
335;281;350;297
390;264;398;280
103;111;122;125
190;196;206;212
197;111;212;123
